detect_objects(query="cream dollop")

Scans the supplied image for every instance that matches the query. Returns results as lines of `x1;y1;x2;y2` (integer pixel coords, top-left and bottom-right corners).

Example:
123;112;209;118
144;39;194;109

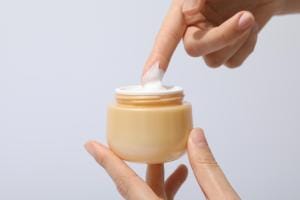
115;62;183;96
141;62;166;91
115;85;182;96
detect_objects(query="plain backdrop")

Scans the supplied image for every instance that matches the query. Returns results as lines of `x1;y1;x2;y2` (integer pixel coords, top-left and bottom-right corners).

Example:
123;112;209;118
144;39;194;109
0;0;300;199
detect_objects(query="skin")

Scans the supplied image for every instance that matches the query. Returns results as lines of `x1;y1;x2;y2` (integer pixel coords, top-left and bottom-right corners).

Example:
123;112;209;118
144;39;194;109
142;0;300;75
85;129;240;200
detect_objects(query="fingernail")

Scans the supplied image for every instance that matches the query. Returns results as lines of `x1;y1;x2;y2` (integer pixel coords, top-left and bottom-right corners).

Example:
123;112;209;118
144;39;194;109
85;142;97;157
238;12;254;31
183;0;200;13
191;128;207;148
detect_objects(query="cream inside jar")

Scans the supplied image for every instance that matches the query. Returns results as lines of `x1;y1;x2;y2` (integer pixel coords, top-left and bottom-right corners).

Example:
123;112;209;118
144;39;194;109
117;62;182;95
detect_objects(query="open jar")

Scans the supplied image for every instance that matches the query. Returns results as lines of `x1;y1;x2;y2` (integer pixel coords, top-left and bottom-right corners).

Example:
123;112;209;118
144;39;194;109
106;85;193;164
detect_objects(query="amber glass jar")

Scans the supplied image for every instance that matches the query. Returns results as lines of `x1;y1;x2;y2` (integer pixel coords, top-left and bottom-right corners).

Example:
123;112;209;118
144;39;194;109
106;86;193;164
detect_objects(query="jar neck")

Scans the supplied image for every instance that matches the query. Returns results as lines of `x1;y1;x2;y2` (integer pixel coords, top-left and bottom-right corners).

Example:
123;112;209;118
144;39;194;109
116;92;184;106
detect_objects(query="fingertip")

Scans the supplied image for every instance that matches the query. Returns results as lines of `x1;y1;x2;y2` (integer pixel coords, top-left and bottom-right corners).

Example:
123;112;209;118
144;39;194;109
164;163;189;199
84;140;99;150
225;61;242;68
204;55;224;68
178;163;188;170
184;42;202;57
177;164;188;178
84;140;96;146
85;142;97;158
188;128;208;148
175;164;189;186
84;141;106;158
190;128;205;137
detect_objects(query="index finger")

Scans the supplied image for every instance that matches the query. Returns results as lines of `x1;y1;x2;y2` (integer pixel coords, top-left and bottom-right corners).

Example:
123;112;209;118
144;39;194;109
85;141;157;200
142;0;187;75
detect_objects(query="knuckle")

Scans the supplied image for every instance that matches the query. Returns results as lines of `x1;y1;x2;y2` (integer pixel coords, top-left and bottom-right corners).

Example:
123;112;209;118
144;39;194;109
193;161;220;179
253;24;259;34
204;55;224;68
226;60;241;68
226;41;256;68
194;154;218;167
184;12;206;26
249;42;256;54
248;33;257;53
226;61;236;68
184;40;203;57
192;155;220;175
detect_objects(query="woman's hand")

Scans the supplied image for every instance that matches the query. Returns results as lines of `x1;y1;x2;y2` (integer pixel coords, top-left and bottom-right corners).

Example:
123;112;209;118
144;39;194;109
85;128;240;200
84;145;187;199
143;0;285;73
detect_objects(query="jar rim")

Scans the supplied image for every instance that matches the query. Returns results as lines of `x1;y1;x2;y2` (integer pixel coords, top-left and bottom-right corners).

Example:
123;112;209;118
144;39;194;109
115;85;183;96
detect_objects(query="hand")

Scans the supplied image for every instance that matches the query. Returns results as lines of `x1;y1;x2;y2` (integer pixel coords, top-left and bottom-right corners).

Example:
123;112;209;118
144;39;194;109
84;146;188;199
85;128;240;200
142;0;284;73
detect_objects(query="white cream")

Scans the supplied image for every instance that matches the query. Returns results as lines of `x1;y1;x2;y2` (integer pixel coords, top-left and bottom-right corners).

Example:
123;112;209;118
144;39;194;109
116;85;182;96
141;62;165;91
116;62;183;96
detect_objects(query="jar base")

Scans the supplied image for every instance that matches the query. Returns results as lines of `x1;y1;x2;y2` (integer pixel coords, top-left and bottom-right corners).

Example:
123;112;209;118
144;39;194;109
109;145;186;164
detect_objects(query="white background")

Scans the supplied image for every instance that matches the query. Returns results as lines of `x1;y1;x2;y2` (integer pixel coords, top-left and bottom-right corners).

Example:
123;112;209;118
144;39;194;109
0;0;300;199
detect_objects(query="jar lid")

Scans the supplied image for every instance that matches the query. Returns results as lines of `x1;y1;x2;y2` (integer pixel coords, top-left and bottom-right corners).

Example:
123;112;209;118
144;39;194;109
115;85;183;96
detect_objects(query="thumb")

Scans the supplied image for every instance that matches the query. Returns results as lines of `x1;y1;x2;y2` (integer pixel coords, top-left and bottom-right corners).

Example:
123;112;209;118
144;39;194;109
187;128;240;200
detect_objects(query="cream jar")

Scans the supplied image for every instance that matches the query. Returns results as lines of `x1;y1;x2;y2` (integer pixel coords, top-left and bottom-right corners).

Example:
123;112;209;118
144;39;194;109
106;85;193;164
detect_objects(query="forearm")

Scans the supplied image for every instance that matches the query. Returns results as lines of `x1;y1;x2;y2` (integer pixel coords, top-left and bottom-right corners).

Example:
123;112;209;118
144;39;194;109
278;0;300;14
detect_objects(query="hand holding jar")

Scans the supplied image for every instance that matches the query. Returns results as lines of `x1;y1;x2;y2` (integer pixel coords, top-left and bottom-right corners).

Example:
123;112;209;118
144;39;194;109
85;129;240;200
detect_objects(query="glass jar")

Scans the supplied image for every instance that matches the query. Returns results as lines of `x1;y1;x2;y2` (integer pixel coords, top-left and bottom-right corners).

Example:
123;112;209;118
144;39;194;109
106;85;193;164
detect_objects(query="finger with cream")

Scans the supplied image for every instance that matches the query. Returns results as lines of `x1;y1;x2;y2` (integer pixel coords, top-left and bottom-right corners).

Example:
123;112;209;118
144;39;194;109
141;62;166;91
116;62;182;96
